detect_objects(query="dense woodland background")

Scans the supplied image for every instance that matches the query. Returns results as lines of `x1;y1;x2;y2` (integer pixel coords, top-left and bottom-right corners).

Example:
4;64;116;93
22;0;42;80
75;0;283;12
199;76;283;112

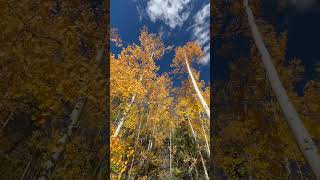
212;0;320;179
110;28;210;179
0;0;319;179
0;0;107;179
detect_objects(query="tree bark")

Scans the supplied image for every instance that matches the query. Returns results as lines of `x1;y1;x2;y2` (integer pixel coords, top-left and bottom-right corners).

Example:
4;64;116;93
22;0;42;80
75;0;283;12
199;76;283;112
1;111;14;130
20;161;31;180
185;54;210;119
244;0;320;177
113;75;143;139
128;113;144;179
199;113;210;157
147;125;156;151
285;157;292;178
113;94;136;138
169;124;172;180
187;116;209;180
37;97;87;180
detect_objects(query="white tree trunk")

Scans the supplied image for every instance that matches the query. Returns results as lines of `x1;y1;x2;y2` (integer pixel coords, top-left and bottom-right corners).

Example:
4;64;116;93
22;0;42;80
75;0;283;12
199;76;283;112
147;125;156;151
38;97;87;180
187;116;209;180
128;114;143;179
284;157;292;178
169;125;172;179
185;55;210;119
113;75;143;139
244;0;320;177
200;117;210;157
113;94;136;138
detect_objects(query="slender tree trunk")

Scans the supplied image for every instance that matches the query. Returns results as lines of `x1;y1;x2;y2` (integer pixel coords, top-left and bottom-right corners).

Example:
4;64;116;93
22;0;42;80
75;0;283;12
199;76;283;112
98;165;103;180
22;151;39;179
296;161;303;179
20;161;31;180
93;156;103;177
1;111;13;130
113;76;143;139
285;157;292;179
113;94;136;138
147;125;155;151
37;97;87;180
199;113;210;157
113;53;154;139
200;112;210;134
186;116;209;180
244;0;320;177
184;55;210;119
169;125;172;180
128;113;144;179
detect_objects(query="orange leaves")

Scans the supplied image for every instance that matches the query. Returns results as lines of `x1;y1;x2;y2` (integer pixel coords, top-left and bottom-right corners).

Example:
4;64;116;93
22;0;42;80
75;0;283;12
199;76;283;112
171;42;204;73
110;27;212;178
110;135;135;179
110;54;144;100
139;26;165;61
0;0;106;126
110;27;167;104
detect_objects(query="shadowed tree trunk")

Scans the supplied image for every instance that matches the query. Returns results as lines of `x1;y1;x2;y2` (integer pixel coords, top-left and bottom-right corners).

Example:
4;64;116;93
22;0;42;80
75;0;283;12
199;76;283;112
37;97;87;180
244;0;320;177
169;124;172;179
199;113;210;157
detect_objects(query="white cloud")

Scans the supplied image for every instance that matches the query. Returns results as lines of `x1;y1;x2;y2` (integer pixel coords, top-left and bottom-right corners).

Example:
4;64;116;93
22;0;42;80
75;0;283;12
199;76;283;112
158;26;172;40
136;6;145;22
146;0;191;29
191;3;210;65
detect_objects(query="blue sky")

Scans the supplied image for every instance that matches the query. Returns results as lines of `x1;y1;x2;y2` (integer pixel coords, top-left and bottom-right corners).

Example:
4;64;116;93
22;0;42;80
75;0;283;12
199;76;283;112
260;0;320;95
110;0;210;87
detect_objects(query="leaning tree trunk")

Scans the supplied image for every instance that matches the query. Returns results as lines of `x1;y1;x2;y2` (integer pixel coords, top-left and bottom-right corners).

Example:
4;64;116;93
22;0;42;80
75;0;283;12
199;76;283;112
128;113;144;179
20;161;31;180
199;112;210;157
1;111;14;133
37;97;87;180
186;116;209;180
147;125;156;151
184;54;210;119
113;94;136;138
169;123;173;179
113;74;143;139
244;0;320;177
284;157;292;178
113;53;155;139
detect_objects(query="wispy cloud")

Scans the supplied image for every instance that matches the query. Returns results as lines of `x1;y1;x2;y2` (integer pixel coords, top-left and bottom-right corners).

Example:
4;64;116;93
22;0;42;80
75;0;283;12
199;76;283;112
191;3;210;65
146;0;191;29
136;6;145;22
158;26;172;41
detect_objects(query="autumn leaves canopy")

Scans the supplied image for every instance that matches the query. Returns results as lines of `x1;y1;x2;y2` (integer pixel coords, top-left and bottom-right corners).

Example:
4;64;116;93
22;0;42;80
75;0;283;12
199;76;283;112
110;28;210;179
